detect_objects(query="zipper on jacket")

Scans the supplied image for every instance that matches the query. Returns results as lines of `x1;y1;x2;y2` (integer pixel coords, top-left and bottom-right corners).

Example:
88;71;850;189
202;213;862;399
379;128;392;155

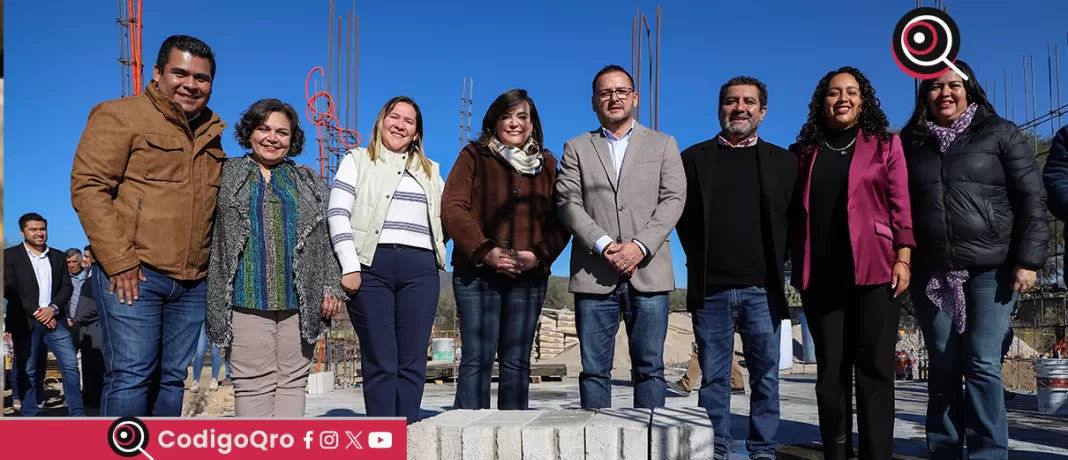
940;151;956;266
132;198;143;247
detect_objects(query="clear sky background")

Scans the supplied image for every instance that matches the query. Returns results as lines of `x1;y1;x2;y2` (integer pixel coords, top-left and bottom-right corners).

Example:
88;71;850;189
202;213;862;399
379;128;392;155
5;0;1068;287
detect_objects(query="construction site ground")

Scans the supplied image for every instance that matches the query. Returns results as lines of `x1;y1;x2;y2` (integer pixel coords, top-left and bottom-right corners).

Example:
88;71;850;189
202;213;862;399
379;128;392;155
4;363;1066;459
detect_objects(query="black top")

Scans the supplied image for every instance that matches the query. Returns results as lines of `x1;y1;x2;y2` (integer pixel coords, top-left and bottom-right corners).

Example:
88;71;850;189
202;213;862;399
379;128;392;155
902;105;1050;271
704;145;765;288
808;124;859;286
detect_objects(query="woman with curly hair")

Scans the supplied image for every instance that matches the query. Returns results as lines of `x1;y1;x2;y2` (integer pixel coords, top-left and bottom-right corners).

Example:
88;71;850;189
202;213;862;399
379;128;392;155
903;60;1049;459
206;98;346;417
788;66;914;460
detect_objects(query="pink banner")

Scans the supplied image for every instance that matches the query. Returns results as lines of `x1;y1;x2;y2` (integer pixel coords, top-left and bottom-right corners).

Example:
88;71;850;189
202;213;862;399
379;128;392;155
0;417;406;459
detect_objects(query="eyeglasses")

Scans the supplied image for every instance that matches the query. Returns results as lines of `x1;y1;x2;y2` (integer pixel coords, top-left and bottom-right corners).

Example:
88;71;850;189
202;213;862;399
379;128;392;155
596;88;634;101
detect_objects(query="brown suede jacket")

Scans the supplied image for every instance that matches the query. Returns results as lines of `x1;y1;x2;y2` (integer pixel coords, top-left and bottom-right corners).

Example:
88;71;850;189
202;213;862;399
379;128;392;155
441;142;571;275
70;81;227;280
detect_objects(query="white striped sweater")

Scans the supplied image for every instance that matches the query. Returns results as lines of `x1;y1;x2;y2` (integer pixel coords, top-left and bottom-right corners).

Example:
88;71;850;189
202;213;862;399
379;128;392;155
327;153;432;274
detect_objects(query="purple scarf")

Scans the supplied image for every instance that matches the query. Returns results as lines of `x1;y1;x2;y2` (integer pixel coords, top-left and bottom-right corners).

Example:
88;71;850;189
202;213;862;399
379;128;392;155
923;103;978;333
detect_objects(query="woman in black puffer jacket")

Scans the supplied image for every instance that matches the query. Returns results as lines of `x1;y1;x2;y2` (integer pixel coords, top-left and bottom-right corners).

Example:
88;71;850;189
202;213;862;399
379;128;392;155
901;60;1050;460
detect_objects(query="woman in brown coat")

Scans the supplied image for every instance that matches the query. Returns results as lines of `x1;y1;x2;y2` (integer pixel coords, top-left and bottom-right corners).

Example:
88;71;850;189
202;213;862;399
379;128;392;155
442;89;571;410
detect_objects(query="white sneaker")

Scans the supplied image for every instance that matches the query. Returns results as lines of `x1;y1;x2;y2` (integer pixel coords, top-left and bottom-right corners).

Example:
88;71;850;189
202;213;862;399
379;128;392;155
190;380;200;392
209;379;219;391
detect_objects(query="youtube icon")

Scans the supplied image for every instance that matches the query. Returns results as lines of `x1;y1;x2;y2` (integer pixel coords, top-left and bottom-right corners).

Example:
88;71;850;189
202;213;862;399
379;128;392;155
369;432;393;449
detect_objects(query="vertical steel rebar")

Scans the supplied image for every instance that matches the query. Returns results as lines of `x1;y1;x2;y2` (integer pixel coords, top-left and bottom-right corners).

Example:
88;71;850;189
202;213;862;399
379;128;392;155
1005;68;1009;117
636;12;643;124
1049;45;1056;138
656;6;661;132
1057;43;1062;128
354;12;360;134
1024;57;1030;124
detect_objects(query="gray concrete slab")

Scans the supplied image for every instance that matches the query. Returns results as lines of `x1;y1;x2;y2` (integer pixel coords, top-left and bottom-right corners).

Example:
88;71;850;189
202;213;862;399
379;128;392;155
522;409;595;460
653;407;715;459
585;408;651;460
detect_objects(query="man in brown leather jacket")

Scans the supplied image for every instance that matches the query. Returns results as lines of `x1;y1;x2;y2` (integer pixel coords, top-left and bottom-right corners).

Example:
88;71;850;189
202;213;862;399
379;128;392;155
70;34;226;417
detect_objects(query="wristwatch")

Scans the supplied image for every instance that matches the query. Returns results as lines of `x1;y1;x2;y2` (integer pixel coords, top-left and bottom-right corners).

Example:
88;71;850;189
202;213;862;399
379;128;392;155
48;304;59;316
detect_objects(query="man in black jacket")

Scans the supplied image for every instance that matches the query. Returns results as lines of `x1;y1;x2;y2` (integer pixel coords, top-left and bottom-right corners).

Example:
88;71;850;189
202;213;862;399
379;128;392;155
4;213;85;416
1043;124;1068;286
675;76;798;460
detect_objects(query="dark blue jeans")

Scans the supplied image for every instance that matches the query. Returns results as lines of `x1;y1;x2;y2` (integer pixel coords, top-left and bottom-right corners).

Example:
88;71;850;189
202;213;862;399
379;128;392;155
695;286;780;459
95;264;206;417
453;266;547;410
575;282;669;409
912;266;1015;460
12;320;85;416
349;246;439;424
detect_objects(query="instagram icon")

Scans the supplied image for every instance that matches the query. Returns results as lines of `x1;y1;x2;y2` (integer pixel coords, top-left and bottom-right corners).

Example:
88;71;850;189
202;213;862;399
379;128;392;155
320;431;339;450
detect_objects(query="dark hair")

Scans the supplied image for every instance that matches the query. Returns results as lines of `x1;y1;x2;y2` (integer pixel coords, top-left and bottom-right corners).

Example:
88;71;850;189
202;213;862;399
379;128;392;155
233;98;306;157
475;89;545;149
65;248;83;259
719;76;768;108
156;34;216;79
18;212;46;230
903;59;996;145
795;66;891;152
84;245;92;253
592;65;635;94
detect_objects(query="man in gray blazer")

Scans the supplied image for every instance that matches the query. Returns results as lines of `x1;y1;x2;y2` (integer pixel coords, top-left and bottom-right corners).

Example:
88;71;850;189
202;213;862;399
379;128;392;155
555;64;686;409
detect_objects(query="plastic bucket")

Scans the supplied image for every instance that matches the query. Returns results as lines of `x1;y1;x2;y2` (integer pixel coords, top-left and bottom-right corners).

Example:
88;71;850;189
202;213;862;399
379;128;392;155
779;319;793;370
1035;358;1068;415
431;338;455;362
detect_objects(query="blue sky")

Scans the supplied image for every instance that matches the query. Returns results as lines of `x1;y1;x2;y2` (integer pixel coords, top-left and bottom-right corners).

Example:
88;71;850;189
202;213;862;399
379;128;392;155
5;0;1068;287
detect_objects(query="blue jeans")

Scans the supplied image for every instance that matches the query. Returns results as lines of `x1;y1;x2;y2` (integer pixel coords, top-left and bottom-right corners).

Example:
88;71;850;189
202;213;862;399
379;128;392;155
913;266;1015;460
95;264;206;417
191;322;230;381
349;246;439;423
12;321;85;416
575;282;669;409
453;267;547;410
695;286;780;459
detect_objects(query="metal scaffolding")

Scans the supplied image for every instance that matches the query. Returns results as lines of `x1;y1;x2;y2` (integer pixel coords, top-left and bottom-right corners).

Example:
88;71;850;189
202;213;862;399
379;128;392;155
116;0;143;97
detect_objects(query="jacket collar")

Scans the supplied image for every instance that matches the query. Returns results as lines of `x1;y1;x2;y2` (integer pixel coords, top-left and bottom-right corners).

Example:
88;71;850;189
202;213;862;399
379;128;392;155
145;80;225;138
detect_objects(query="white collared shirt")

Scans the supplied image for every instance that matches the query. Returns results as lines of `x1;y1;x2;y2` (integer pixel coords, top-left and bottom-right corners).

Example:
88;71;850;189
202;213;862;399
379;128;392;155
24;243;52;308
593;120;648;258
602;122;634;185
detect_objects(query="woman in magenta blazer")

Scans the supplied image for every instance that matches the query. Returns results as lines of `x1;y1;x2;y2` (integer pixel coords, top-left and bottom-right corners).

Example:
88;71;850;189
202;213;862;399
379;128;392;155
788;66;915;460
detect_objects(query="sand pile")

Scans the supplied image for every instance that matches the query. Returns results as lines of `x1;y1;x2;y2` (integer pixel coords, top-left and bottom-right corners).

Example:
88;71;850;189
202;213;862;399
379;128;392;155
544;312;698;377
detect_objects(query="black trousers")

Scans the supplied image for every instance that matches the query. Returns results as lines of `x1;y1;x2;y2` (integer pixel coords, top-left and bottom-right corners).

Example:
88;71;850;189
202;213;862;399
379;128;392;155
801;282;899;460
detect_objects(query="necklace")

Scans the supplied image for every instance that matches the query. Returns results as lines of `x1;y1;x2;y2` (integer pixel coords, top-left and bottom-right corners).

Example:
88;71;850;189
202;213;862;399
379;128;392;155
822;136;857;155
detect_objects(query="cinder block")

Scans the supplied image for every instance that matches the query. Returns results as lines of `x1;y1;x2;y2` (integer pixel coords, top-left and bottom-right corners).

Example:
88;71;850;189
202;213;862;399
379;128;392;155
307;371;334;394
654;407;714;459
650;408;683;459
585;408;652;460
462;425;496;460
407;418;439;460
409;410;484;460
523;410;595;460
479;411;543;459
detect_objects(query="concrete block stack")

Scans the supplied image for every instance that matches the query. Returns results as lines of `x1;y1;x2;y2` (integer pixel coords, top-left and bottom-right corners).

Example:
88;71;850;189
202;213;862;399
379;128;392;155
407;407;715;459
534;309;580;361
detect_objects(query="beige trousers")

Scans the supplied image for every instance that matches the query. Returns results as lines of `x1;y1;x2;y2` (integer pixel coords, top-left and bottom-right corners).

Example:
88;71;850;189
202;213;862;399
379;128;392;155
680;341;745;391
230;308;314;417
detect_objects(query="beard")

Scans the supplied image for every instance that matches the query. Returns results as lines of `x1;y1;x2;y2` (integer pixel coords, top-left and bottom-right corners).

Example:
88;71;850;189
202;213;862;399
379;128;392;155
720;112;760;138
